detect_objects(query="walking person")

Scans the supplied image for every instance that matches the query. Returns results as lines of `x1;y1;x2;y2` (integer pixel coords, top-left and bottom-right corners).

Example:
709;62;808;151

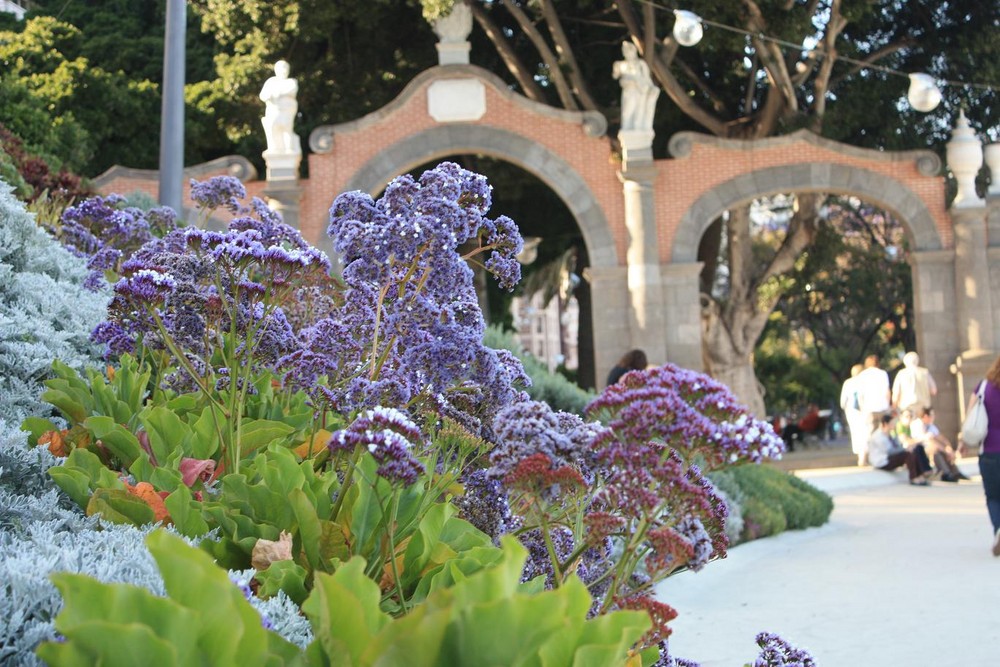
892;351;937;415
857;354;891;435
966;355;1000;556
840;364;868;466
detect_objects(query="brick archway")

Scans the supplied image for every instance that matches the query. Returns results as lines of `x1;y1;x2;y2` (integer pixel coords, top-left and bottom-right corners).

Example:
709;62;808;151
670;163;945;263
339;124;619;269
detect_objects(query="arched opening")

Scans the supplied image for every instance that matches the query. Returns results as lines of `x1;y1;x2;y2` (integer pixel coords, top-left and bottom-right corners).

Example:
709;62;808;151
671;163;949;419
339;127;614;390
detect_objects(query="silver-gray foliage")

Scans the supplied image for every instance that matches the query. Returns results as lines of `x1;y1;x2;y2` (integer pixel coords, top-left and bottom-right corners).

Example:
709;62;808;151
0;179;109;423
0;421;312;663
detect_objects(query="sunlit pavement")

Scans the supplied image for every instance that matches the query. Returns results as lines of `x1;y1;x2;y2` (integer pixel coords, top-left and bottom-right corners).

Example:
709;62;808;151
655;458;997;666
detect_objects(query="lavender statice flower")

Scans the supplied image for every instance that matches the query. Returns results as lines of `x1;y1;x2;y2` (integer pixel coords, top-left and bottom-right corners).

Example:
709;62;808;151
92;179;332;391
672;515;712;572
586;363;784;472
324;162;529;428
113;269;176;304
753;632;816;667
489;399;600;481
452;468;511;541
328;407;425;485
189;176;246;213
57;194;179;291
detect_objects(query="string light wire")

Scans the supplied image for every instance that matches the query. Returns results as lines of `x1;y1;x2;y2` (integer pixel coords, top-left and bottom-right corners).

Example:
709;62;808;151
634;0;999;95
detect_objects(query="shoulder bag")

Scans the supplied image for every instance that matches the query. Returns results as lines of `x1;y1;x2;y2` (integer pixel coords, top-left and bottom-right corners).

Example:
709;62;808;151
961;380;989;449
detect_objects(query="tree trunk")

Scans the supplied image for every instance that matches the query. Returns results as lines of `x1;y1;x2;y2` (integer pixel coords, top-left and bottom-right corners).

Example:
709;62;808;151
701;294;767;417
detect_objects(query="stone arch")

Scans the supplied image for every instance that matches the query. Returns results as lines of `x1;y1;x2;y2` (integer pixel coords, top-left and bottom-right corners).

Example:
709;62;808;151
339;125;619;269
671;163;945;263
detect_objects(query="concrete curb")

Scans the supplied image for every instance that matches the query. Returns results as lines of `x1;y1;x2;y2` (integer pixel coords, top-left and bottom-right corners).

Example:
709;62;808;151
795;458;981;495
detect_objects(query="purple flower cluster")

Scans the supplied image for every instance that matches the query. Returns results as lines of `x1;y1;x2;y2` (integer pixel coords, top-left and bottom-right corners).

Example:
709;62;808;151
288;162;529;429
586;363;785;471
190;176;246;213
57;194;179;291
92;181;331;392
489;399;603;481
753;632;816;667
328;406;425;485
452;468;512;540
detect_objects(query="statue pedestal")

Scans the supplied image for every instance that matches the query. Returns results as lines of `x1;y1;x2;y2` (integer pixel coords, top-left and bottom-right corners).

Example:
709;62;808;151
436;41;471;65
263;180;302;228
263;150;301;182
618;130;655;163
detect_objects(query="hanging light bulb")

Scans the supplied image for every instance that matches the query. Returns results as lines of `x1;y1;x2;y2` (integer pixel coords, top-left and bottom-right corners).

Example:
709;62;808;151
673;10;703;47
907;73;942;113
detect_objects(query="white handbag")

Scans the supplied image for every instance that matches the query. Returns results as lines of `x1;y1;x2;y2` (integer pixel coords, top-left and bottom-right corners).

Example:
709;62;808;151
961;380;989;449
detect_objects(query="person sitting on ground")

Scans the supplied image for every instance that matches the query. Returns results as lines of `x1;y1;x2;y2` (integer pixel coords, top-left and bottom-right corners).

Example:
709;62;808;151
909;407;969;482
606;349;647;386
868;414;934;485
781;403;822;452
894;408;920;449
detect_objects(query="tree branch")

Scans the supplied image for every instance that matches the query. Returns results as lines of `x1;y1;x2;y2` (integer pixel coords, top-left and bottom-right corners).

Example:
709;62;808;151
466;1;546;103
501;0;578;110
537;0;599;111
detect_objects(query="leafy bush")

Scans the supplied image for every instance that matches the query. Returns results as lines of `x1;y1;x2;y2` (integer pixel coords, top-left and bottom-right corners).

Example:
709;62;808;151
0;178;108;422
484;324;595;415
729;464;833;541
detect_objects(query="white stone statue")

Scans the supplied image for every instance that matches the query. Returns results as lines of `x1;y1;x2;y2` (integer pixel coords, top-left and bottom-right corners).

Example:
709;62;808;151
260;60;301;155
612;42;659;133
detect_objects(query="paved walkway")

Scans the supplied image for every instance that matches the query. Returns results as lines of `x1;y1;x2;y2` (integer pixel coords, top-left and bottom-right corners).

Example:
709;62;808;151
655;458;999;666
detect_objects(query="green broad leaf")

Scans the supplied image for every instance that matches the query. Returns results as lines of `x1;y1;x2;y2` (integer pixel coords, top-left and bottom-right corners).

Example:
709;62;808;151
438;536;526;610
199;536;251;571
255;559;310;605
41;386;89;425
348;456;389;556
260;446;307;497
200;500;279;565
51;447;124;504
238;418;297;454
90;373;133;427
138;406;191;464
149;466;183;493
558;608;651;667
37;620;182;666
437;514;494;551
357;605;449;667
220;474;292;528
164;485;210;538
20;417;58;447
146;530;302;665
83;416;142;466
115;354;153;413
301;463;337;519
410;545;507;603
87;488;156;526
47;466;95;509
166;393;200;414
190;405;223;459
128;451;156;483
289;488;326;573
44;571;199;665
401;501;455;588
303;557;390;665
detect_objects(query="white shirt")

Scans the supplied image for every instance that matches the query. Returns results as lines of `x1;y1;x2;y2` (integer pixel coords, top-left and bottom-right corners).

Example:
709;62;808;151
856;367;891;413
